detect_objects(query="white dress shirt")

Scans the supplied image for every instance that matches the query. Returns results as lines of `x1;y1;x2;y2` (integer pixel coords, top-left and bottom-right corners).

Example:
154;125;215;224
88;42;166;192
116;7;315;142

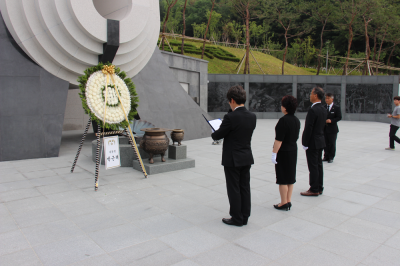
327;103;333;111
311;101;321;108
234;106;244;111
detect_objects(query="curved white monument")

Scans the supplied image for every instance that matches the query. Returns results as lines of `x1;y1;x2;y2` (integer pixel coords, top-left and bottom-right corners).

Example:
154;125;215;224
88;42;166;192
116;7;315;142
0;0;160;85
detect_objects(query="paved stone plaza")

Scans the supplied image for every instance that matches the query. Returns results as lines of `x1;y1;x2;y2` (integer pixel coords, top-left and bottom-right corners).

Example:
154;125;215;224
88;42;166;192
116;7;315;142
1;120;400;266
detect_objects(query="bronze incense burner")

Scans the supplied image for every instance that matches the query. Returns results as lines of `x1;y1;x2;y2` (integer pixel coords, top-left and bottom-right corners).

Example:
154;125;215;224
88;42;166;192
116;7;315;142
171;129;184;146
139;128;170;164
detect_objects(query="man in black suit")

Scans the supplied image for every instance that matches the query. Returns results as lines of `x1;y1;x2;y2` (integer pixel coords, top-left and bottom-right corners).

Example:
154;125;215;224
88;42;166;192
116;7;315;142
301;87;327;196
323;93;342;163
211;85;257;226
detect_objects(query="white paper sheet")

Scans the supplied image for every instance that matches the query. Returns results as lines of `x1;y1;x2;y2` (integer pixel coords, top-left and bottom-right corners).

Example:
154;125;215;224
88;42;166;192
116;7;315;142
209;119;222;132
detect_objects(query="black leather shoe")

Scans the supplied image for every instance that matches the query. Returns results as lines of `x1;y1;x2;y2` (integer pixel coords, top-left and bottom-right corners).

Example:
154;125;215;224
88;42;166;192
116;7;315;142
328;160;333;163
243;217;248;225
322;158;329;162
222;218;243;226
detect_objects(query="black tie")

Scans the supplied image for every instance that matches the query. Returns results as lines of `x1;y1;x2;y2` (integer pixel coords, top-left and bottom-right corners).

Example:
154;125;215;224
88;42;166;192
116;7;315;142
327;105;330;111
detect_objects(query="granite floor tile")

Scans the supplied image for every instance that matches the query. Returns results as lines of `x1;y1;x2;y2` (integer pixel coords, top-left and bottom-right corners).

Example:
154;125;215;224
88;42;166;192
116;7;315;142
33;235;104;266
68;254;119;266
109;239;185;266
276;244;356;266
161;181;202;194
293;206;350;228
87;223;152;252
384;230;400;250
149;194;198;212
318;198;368;216
352;184;396;198
70;210;128;233
57;198;107;218
192;243;268;266
5;196;54;213
336;191;382;206
171;260;200;266
0;172;27;184
0;188;42;202
267;216;330;242
356;207;400;229
46;190;92;206
361;245;400;266
21;219;84;246
133;213;193;237
23;169;58;179
0;248;42;266
112;201;166;221
159;227;227;257
0;230;31;256
12;206;66;228
131;186;175;201
0;180;33;192
309;229;381;263
335;218;396;243
0;213;19;234
29;176;66;187
36;182;77;195
180;188;225;203
235;229;302;261
372;199;400;214
199;218;262;241
174;204;226;225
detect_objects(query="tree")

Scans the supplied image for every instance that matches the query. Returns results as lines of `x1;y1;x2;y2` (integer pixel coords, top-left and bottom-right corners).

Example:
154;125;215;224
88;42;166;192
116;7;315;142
201;0;216;59
300;0;336;75
337;0;366;75
359;0;379;75
161;0;179;51
181;0;189;55
232;0;260;74
265;0;307;75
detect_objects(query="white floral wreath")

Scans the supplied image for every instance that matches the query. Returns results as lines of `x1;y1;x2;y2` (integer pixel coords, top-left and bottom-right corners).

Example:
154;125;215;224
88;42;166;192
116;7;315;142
85;71;131;124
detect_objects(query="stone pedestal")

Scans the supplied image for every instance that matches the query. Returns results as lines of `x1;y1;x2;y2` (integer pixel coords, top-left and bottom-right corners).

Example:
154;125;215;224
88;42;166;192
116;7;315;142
133;158;195;175
132;144;195;175
91;136;167;167
168;144;187;159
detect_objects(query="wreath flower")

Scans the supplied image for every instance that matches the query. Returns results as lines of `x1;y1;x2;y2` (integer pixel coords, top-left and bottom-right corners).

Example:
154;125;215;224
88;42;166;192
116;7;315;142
78;63;139;130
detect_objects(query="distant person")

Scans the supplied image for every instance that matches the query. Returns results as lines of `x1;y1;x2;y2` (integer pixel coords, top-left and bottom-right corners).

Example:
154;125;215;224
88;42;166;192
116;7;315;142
323;93;342;163
386;96;400;150
271;96;300;211
301;87;327;196
211;85;257;226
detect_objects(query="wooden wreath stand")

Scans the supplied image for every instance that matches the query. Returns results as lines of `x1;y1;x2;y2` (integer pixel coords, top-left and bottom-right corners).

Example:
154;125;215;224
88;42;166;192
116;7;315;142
70;117;148;191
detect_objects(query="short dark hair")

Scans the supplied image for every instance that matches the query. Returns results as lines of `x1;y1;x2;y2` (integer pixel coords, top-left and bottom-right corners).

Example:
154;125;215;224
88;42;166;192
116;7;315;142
281;95;298;114
394;96;400;101
325;93;334;99
227;85;246;104
312;87;325;100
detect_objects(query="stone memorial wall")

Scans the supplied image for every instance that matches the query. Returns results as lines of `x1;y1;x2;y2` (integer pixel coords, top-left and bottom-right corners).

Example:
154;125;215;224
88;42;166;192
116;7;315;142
208;74;399;123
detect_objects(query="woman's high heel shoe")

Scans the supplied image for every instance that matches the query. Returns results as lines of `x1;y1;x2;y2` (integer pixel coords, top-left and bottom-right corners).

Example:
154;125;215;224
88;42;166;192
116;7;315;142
274;203;290;211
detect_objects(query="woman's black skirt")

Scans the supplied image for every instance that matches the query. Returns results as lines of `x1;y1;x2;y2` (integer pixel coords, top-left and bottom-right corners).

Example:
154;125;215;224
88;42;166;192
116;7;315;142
275;150;297;185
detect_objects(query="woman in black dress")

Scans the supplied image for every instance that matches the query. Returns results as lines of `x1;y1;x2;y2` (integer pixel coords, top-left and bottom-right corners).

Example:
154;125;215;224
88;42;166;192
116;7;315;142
271;95;300;211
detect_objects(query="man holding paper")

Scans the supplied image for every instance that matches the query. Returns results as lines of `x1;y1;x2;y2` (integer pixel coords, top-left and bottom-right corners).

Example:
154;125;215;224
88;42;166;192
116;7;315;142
211;85;257;226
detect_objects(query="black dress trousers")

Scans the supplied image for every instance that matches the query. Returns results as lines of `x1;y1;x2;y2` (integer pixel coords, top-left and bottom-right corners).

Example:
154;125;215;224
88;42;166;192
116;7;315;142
324;132;338;160
223;165;251;225
306;148;324;193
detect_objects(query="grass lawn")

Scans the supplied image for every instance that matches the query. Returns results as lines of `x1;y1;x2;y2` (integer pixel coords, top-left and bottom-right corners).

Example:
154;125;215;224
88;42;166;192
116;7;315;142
160;38;314;75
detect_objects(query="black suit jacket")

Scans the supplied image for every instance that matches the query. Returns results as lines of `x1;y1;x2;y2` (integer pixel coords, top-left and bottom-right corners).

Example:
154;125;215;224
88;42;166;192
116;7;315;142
302;102;327;150
211;107;257;167
324;103;342;134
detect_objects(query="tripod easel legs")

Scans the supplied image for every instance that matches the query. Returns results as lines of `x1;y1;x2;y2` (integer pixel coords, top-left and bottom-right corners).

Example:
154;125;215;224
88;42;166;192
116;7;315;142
71;118;92;173
94;124;101;191
125;129;148;178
